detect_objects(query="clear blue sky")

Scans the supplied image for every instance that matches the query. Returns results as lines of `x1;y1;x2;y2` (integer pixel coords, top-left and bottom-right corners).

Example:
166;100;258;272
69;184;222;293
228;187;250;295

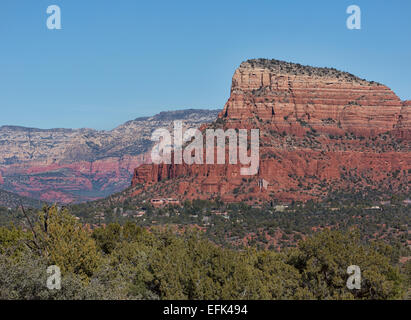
1;0;410;130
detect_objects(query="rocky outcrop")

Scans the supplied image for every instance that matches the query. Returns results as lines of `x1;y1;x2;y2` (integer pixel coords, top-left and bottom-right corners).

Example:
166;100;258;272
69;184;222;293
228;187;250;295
0;109;219;203
396;100;411;139
131;59;410;203
220;59;407;137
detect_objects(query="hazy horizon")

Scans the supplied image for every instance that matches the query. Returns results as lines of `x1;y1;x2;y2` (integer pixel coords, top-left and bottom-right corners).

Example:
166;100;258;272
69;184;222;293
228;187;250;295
0;107;221;131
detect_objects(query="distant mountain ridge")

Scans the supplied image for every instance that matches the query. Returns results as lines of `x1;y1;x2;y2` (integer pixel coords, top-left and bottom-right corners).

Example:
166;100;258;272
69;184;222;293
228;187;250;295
0;109;219;203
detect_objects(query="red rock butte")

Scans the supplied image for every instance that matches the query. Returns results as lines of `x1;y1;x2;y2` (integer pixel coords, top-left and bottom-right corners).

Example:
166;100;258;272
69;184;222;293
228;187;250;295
131;59;411;203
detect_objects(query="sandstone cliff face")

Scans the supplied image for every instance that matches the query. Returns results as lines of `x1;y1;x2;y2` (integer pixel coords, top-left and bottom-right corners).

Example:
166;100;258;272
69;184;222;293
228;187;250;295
0;109;219;203
396;100;411;139
131;59;410;203
221;59;407;137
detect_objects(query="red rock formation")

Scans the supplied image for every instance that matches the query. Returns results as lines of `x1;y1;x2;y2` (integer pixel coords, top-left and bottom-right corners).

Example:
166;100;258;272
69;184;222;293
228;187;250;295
0;109;218;203
1;155;147;203
131;59;410;203
395;100;411;139
220;60;407;137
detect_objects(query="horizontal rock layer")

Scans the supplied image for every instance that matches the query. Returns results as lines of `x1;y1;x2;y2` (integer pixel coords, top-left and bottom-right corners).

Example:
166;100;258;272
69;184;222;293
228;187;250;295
132;59;410;202
0;109;219;203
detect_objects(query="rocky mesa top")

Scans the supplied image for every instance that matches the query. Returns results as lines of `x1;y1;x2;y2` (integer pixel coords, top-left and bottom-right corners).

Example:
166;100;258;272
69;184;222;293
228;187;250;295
241;58;379;84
